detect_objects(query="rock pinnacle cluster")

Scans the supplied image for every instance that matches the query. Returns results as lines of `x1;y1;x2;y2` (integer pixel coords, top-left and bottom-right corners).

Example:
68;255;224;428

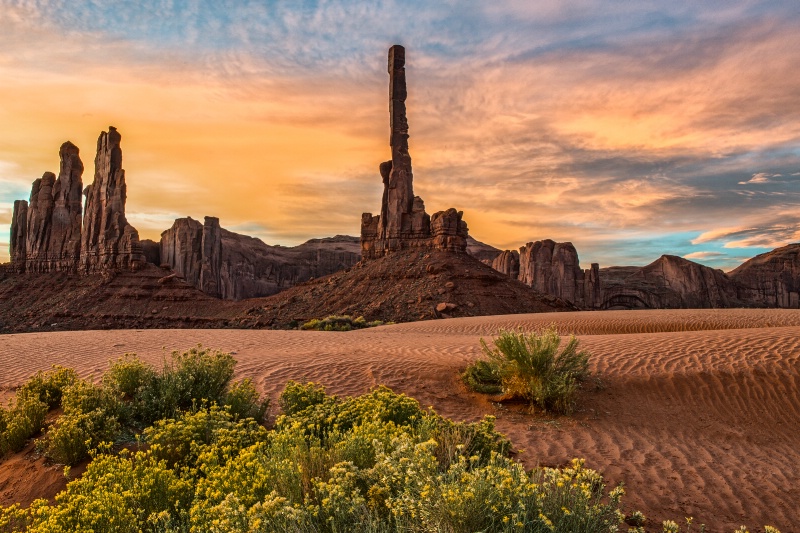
361;45;469;259
10;127;145;274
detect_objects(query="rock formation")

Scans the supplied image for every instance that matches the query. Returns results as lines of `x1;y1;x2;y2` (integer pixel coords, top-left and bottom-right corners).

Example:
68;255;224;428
80;127;145;272
491;250;519;279
517;239;600;307
8;142;84;273
598;255;740;309
361;45;468;259
160;218;360;300
729;244;800;307
9;200;27;271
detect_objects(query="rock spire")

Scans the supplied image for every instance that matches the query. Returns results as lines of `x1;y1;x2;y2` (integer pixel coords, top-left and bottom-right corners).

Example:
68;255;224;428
80;127;145;272
8;128;144;273
361;45;468;258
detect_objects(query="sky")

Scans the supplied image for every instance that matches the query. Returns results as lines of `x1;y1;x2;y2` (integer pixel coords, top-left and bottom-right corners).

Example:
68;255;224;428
2;0;800;270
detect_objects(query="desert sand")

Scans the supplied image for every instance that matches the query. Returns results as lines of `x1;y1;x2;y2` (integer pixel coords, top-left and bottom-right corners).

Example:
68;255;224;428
0;308;798;531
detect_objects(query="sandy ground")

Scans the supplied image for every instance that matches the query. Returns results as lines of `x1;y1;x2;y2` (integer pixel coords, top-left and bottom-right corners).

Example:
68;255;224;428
1;308;798;531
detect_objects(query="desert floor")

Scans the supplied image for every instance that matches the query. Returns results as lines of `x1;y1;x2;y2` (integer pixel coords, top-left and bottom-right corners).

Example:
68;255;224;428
1;308;798;531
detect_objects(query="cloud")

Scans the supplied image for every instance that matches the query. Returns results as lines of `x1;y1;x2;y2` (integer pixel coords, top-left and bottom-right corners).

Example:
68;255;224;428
684;251;725;260
1;1;799;271
738;172;773;184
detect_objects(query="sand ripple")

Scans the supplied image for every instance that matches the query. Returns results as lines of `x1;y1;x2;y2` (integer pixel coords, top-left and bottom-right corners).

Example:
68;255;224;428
1;308;799;530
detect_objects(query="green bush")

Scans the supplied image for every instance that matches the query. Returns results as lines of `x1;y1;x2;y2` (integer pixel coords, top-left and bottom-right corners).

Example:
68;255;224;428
278;380;327;416
43;381;123;465
224;378;270;422
0;368;73;455
102;354;157;399
0;395;48;454
300;315;388;331
134;346;236;425
16;366;79;409
464;327;590;414
145;405;268;470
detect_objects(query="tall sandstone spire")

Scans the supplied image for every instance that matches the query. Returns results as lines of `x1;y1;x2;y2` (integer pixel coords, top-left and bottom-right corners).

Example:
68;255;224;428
361;45;468;258
80;126;145;272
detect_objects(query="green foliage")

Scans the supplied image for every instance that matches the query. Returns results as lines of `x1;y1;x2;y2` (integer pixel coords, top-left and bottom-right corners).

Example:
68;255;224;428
0;375;782;533
0;395;48;454
43;381;122;465
0;366;73;455
301;315;389;331
224;378;270;423
134;346;236;425
278;380;327;416
16;366;79;409
102;353;157;399
144;405;268;470
464;327;591;414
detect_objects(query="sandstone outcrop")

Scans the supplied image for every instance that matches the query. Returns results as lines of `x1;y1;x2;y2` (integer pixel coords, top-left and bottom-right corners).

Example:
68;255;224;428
729;244;800;307
361;45;468;258
160;218;360;300
9;200;27;270
517;239;600;308
491;250;520;279
80;127;145;272
8;129;145;274
9;142;84;273
599;255;741;309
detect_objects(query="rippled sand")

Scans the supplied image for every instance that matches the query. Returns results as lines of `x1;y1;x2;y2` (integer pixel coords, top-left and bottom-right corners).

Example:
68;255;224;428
1;308;798;530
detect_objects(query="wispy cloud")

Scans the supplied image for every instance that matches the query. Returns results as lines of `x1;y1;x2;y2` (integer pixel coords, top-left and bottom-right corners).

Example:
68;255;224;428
1;1;799;269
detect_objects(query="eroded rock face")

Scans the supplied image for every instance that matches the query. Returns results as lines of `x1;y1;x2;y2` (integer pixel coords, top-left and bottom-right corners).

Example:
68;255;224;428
161;218;360;300
599;255;741;309
48;141;84;271
361;45;469;258
518;240;598;306
729;244;800;307
80;127;145;272
9;200;28;271
492;250;520;279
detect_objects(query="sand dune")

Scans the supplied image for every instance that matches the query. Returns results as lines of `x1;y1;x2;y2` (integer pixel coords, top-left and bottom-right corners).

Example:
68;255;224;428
1;308;799;530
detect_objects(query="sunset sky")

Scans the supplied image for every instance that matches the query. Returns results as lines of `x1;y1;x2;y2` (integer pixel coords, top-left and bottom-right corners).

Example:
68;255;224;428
2;1;799;270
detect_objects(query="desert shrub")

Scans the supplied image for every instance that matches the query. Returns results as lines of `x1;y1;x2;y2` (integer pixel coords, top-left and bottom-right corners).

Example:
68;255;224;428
278;380;327;416
43;381;122;465
0;395;48;454
16;366;79;409
134;346;236;425
224;378;270;422
464;327;590;414
102;353;157;399
144;405;268;470
300;315;388;331
462;358;503;394
0;368;77;455
12;450;192;532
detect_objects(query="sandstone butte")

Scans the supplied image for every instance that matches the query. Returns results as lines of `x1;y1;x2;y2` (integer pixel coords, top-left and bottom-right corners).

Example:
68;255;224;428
4;44;800;326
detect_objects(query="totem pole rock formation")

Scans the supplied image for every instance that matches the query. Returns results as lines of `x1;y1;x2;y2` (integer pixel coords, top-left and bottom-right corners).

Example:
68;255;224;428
80;127;145;272
361;45;468;258
8;128;144;274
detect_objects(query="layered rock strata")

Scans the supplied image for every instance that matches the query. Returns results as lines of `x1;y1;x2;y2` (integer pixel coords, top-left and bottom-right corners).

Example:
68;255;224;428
361;45;468;259
160;218;360;300
80;127;145;272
